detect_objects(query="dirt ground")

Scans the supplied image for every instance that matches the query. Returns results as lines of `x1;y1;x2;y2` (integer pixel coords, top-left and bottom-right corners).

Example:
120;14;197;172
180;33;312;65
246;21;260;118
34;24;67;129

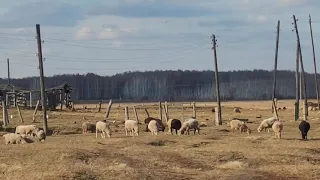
0;100;320;180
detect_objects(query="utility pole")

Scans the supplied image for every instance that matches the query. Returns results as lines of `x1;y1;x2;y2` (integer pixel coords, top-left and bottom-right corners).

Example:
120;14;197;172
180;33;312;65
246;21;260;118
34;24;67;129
36;24;48;134
293;15;308;120
272;20;280;113
309;14;320;110
211;34;222;125
7;58;10;85
294;41;300;121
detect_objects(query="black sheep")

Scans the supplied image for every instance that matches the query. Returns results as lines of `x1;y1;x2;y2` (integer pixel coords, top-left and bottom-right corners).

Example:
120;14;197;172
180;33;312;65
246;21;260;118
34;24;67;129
299;120;310;140
169;119;182;135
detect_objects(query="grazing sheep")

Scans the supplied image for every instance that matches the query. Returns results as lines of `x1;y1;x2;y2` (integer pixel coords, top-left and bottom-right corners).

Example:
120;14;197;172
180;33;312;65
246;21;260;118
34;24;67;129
178;118;200;135
15;125;39;136
229;120;244;133
144;117;165;132
299;120;310;140
272;121;283;139
124;120;139;136
282;106;287;110
239;124;251;135
95;121;112;138
82;121;96;134
148;120;160;135
3;133;27;145
229;120;251;134
257;117;277;133
233;107;241;113
167;118;182;135
36;130;46;142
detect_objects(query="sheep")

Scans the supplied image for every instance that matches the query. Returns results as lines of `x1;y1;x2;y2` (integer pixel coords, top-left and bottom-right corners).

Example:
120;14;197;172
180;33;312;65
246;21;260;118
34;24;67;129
148;120;160;135
178;118;200;135
36;130;46;142
272;120;283;139
167;118;182;135
299;120;310;140
233;107;241;113
239;124;251;135
15;125;39;136
257;117;277;133
82;121;96;134
124;120;139;136
3;133;27;145
144;117;165;132
95;121;112;138
229;120;244;133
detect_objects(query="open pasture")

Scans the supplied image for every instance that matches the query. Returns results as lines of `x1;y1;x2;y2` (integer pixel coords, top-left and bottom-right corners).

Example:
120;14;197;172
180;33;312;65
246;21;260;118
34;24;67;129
0;100;320;180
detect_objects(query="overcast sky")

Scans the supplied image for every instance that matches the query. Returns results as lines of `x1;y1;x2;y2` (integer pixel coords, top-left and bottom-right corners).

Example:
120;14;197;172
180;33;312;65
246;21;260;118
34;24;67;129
0;0;319;78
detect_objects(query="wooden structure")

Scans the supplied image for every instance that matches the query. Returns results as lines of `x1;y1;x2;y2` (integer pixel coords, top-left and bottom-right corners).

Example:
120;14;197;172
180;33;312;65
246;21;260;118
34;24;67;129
0;84;34;108
44;82;73;110
0;82;73;111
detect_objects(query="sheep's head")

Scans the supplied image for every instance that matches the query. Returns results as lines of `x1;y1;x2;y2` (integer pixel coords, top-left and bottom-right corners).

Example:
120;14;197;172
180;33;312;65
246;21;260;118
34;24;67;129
257;126;262;132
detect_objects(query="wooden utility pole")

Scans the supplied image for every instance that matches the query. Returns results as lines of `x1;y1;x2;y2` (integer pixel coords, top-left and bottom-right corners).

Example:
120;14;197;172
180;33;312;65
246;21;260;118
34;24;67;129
211;34;222;125
105;99;113;118
294;41;300;120
272;20;280;113
7;58;10;85
309;14;320;110
158;101;163;121
36;24;48;134
293;15;308;120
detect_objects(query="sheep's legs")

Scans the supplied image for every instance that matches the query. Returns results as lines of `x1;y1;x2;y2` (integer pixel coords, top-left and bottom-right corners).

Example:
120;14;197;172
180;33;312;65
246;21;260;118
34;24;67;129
95;130;98;138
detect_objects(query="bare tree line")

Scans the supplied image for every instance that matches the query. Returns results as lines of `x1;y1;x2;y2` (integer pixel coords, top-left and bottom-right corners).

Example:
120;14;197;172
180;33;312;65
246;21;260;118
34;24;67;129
1;70;319;102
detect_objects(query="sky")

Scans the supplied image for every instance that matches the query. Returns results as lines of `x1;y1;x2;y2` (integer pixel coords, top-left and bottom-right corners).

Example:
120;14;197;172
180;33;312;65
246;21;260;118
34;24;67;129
0;0;319;78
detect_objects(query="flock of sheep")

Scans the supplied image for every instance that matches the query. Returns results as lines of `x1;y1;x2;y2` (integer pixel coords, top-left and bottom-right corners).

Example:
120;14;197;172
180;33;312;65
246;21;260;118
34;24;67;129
2;106;312;145
3;125;46;145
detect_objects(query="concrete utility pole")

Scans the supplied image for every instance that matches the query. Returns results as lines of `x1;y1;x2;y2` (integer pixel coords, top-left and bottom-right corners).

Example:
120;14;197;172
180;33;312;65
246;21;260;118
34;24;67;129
272;20;280;113
7;58;10;85
309;14;320;111
36;24;48;134
293;15;308;120
211;34;222;126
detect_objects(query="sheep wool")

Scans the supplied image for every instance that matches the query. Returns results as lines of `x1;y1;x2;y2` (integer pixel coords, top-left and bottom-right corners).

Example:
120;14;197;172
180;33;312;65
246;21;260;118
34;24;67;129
95;121;112;138
272;121;283;139
299;120;310;140
148;120;160;135
178;118;200;135
257;117;277;133
82;121;96;134
124;120;139;136
3;133;27;145
167;119;182;135
15;125;39;136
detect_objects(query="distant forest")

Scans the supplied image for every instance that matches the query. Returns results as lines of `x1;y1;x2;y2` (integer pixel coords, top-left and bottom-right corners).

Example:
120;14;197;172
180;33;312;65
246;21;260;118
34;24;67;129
0;70;317;102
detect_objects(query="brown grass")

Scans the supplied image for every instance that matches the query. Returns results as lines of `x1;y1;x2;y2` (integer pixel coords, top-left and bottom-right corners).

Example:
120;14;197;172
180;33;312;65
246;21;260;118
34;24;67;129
0;99;320;180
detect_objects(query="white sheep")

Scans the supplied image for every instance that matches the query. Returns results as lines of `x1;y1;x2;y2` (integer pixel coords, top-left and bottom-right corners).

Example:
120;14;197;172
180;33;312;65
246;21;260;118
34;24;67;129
272;120;283;139
257;117;277;133
178;118;200;135
3;133;27;145
229;120;244;133
148;120;160;135
15;125;39;136
234;107;241;113
124;120;139;136
95;121;112;138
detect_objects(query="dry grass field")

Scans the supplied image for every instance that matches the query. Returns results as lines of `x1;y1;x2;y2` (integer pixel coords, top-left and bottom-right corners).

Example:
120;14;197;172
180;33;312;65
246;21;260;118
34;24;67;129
0;100;320;180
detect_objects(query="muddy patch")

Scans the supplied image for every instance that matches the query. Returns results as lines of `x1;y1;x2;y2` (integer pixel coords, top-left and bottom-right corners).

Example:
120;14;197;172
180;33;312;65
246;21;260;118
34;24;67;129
146;140;177;146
